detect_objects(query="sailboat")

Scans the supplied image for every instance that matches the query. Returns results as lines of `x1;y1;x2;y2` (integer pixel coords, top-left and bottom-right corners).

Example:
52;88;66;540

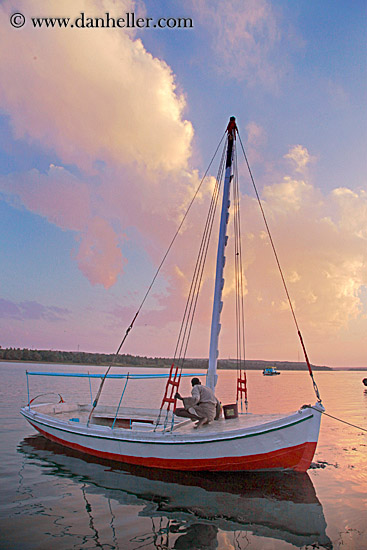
21;117;324;472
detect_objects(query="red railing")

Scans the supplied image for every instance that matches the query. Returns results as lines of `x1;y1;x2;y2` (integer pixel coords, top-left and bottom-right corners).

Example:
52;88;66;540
236;374;247;402
160;363;181;411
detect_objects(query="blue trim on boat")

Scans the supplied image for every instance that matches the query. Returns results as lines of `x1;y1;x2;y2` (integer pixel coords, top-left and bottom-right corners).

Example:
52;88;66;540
26;371;202;379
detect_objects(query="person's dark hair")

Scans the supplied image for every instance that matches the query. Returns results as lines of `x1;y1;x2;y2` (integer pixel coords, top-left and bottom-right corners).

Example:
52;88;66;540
191;377;201;386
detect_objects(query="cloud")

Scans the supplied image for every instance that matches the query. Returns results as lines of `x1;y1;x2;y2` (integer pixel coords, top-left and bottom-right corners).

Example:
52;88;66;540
0;164;126;288
0;0;193;174
0;165;91;232
190;0;285;88
262;177;316;212
331;187;367;238
74;216;125;288
0;162;207;290
119;143;367;365
0;0;196;288
284;145;316;174
0;298;70;322
231;150;367;362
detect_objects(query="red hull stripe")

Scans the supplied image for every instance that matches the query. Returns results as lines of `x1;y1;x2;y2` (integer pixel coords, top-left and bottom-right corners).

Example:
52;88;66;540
29;421;317;472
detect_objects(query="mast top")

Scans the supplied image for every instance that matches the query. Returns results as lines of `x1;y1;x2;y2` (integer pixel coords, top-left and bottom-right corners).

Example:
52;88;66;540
226;116;237;167
226;116;238;139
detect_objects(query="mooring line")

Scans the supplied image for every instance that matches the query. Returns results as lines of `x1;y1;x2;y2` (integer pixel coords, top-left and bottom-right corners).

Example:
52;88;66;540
312;407;367;432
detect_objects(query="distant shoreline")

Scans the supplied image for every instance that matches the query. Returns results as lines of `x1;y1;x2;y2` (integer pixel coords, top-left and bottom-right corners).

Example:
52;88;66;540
1;359;367;371
1;348;366;370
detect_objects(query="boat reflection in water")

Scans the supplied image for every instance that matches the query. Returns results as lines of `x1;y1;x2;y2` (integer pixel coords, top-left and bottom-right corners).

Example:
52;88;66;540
18;435;332;549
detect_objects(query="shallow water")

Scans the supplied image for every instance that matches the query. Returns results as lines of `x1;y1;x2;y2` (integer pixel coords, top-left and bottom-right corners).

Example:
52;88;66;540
0;362;366;549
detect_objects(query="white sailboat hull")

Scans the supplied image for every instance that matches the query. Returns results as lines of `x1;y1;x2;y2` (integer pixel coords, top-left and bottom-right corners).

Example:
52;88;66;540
21;402;323;472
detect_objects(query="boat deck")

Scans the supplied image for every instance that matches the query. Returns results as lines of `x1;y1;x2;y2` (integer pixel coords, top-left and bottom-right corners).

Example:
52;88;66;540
27;402;293;435
171;412;290;435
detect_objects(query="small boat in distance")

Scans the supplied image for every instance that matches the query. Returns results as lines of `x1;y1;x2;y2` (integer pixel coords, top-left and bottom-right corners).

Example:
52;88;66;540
263;367;281;376
21;117;325;472
363;378;367;387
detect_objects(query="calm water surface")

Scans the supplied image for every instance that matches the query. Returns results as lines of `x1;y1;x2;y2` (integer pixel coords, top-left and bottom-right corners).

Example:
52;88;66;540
0;362;366;549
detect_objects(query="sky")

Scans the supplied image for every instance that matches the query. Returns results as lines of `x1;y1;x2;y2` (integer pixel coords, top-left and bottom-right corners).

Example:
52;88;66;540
0;0;366;368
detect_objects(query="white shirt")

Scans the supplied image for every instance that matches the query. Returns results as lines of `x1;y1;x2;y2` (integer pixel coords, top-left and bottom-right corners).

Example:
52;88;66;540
191;384;217;405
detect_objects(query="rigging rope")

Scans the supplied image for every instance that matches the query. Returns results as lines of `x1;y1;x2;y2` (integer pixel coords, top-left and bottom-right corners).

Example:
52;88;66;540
233;142;248;410
88;133;227;424
156;142;228;430
173;143;226;370
237;131;322;403
309;406;367;432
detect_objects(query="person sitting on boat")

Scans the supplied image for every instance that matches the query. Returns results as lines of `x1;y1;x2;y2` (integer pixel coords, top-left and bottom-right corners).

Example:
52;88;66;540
174;378;220;429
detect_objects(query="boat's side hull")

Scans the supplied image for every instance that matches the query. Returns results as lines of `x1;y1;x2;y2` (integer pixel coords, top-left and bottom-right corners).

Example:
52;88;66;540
21;404;323;472
28;421;316;471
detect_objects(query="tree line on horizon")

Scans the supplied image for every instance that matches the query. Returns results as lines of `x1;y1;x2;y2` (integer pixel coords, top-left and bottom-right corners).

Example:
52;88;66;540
0;347;331;370
0;347;169;367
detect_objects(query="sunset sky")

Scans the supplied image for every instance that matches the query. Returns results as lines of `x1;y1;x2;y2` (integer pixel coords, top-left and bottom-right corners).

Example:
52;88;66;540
1;0;366;368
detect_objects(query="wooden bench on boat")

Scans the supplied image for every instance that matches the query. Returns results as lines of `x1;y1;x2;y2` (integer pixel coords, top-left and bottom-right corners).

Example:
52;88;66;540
91;406;180;429
92;407;192;431
92;414;154;429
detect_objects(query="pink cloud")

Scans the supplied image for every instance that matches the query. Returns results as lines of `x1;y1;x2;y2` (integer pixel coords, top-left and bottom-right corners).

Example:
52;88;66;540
0;165;91;231
0;0;196;290
74;216;125;289
0;164;127;288
0;0;193;174
108;152;367;366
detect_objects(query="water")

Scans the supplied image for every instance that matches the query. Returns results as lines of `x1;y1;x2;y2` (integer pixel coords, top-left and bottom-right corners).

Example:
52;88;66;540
0;362;366;549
